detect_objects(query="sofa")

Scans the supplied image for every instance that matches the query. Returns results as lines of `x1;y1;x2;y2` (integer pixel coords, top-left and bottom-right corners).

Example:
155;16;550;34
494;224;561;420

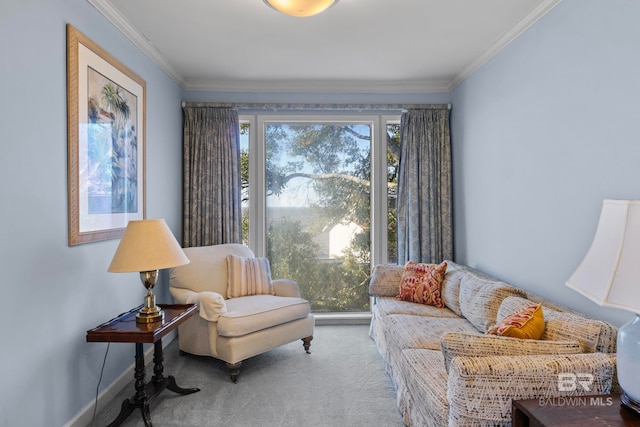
368;261;619;426
169;244;314;382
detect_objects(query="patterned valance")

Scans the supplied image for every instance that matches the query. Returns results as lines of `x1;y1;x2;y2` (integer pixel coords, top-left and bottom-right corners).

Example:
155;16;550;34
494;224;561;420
181;101;450;112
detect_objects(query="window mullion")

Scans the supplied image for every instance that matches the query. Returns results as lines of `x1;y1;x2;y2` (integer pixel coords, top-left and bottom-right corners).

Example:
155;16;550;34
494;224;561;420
243;114;266;257
371;115;387;268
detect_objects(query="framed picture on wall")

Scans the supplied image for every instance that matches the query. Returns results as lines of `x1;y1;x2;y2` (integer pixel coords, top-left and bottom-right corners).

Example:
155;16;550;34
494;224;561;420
67;24;146;246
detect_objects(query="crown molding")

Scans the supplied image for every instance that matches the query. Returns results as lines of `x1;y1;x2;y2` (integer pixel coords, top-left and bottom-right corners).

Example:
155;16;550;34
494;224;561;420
448;0;562;90
87;0;187;87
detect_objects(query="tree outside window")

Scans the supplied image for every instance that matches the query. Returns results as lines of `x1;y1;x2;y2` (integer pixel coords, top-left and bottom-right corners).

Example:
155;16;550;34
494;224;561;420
240;118;400;312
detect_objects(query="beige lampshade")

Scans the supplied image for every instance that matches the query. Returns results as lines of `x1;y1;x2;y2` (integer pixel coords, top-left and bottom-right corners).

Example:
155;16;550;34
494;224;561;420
566;199;640;314
263;0;338;17
108;219;190;273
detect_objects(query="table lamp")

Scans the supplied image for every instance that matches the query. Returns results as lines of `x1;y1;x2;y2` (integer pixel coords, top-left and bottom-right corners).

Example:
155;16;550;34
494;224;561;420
566;199;640;415
108;219;190;323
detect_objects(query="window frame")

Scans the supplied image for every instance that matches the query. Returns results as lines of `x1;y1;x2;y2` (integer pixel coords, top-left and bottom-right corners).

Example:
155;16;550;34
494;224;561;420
239;112;400;270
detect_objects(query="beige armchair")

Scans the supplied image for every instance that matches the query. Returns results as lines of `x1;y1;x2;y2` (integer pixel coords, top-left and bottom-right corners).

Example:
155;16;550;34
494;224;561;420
169;243;314;382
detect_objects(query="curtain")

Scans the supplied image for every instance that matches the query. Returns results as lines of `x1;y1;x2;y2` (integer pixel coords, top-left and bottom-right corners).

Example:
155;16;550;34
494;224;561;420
397;108;452;264
182;106;241;247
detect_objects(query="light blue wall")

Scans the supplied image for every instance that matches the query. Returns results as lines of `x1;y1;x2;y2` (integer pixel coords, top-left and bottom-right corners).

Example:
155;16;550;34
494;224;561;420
451;0;640;327
2;0;636;424
0;0;184;425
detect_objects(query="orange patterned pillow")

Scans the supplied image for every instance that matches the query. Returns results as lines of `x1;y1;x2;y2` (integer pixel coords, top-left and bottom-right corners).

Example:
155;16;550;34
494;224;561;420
397;261;447;307
487;303;545;339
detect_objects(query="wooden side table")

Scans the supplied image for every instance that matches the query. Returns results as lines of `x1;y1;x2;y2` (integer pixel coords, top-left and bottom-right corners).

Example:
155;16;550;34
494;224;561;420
512;393;640;426
87;304;200;427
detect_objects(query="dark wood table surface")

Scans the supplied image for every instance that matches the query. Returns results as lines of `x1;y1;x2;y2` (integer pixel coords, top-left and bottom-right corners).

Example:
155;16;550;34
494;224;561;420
512;394;640;427
87;303;197;343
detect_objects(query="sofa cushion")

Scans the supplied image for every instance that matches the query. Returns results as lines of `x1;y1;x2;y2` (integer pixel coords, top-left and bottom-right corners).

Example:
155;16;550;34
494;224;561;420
368;264;404;297
498;296;618;353
397;261;447;307
459;275;526;332
440;332;584;373
374;296;460;318
543;312;617;353
226;254;274;298
487;303;545;339
441;261;500;317
386;315;480;352
440;262;465;316
217;295;310;337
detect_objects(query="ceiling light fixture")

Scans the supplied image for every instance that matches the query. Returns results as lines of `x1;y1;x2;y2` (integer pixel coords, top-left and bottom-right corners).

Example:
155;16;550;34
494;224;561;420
263;0;339;17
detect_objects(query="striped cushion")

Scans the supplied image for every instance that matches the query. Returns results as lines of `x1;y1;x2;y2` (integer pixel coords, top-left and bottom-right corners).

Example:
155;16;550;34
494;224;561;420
226;255;273;298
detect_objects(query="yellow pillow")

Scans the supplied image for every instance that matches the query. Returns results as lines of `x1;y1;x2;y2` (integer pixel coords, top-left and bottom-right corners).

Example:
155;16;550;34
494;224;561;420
487;303;544;339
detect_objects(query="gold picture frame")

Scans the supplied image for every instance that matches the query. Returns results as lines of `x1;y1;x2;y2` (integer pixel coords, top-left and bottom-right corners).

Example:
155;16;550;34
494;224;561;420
67;24;146;246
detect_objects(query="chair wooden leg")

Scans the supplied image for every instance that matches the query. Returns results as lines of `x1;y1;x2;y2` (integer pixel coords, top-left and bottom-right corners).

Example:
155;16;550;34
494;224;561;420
302;336;313;354
226;362;242;383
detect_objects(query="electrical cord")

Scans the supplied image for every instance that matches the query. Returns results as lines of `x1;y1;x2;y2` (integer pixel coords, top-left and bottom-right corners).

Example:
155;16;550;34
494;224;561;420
88;307;139;425
90;342;110;427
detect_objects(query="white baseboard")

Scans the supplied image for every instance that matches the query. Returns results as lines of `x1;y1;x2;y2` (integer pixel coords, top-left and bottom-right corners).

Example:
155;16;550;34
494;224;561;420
64;330;177;427
314;312;372;325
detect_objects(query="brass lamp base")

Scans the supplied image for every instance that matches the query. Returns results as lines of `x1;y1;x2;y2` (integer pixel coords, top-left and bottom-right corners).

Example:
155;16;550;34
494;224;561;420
621;391;640;416
135;270;164;324
136;307;164;323
136;304;164;323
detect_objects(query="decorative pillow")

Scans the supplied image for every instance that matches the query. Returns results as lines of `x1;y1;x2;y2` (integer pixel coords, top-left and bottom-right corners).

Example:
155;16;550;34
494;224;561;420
368;264;405;297
397;261;447;307
487;303;544;339
440;332;584;373
226;254;274;298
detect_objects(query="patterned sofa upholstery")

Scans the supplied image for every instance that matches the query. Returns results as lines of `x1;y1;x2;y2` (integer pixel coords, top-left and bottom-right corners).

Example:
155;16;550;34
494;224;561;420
368;261;618;426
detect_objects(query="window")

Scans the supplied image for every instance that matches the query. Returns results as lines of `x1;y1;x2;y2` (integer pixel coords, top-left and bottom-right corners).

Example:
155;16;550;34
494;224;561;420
239;122;250;245
386;122;400;264
240;113;400;312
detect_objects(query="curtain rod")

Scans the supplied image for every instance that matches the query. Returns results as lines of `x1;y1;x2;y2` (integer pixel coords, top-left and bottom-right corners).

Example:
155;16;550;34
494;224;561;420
181;102;451;111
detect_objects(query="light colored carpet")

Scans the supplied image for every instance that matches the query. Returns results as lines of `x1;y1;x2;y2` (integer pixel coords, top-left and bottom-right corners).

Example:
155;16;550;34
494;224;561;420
90;325;404;427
